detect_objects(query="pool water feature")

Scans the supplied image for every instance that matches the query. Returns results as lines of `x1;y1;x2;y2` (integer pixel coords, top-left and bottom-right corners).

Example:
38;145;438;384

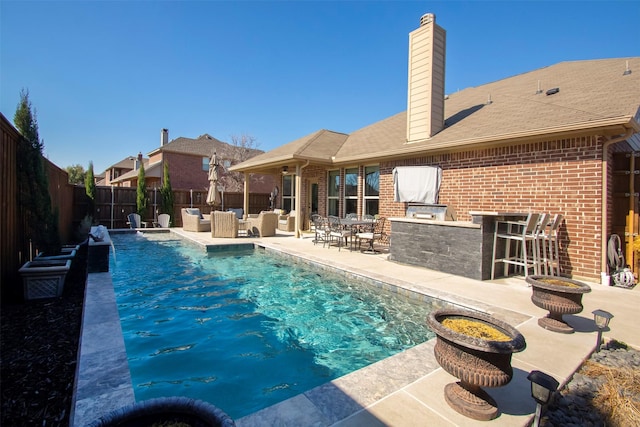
110;233;439;419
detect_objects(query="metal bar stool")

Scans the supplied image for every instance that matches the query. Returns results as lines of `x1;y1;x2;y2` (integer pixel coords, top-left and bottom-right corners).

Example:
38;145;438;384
491;213;542;279
539;213;563;276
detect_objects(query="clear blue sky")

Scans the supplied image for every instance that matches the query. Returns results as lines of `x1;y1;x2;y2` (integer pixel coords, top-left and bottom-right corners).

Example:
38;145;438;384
2;1;639;174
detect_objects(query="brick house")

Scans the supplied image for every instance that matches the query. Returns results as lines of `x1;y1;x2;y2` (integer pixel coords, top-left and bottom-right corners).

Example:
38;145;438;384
231;13;640;282
98;155;149;187
109;130;276;194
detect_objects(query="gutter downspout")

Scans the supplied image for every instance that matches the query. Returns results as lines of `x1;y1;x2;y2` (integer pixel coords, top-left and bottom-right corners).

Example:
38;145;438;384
295;160;310;238
601;129;634;280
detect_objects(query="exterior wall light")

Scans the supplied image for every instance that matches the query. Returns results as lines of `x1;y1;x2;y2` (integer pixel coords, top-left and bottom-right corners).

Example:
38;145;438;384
527;370;559;427
592;309;613;352
281;166;289;175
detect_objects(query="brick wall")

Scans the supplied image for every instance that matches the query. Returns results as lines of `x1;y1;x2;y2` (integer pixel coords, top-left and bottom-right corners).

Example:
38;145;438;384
380;135;603;280
166;152;208;191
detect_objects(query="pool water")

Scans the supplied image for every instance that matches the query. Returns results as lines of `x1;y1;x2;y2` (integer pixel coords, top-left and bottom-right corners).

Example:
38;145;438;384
110;233;437;419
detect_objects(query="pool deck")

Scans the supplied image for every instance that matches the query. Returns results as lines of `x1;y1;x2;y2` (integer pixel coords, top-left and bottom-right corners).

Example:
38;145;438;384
72;228;640;427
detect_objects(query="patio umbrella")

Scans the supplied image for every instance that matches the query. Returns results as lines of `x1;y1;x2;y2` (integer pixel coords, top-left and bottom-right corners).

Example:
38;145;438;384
206;152;221;206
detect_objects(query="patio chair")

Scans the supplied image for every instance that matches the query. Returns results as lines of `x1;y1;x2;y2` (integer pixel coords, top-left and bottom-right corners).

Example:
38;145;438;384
211;211;239;238
278;210;296;232
181;208;211;232
127;213;144;229
328;216;352;251
155;214;170;228
311;214;329;247
246;211;278;237
356;217;386;253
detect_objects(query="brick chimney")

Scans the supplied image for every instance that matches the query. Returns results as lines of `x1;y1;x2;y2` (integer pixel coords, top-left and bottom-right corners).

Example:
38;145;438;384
161;128;169;146
406;13;446;142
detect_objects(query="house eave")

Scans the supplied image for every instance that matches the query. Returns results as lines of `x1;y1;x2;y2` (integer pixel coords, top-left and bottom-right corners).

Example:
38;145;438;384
335;116;639;165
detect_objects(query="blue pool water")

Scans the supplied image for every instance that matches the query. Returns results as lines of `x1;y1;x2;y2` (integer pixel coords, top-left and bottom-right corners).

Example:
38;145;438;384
110;233;438;419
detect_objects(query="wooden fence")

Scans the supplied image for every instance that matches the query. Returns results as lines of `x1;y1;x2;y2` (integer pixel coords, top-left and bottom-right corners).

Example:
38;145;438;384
74;187;271;229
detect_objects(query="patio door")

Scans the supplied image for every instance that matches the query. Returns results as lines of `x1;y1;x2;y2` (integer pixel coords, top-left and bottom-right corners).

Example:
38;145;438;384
308;180;319;217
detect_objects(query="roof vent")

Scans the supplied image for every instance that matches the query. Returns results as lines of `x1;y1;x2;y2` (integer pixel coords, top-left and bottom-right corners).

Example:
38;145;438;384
536;80;543;94
420;13;435;26
623;60;632;76
546;87;560;96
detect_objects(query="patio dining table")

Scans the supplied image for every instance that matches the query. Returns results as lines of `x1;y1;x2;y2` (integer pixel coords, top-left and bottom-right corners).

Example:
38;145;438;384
340;218;375;251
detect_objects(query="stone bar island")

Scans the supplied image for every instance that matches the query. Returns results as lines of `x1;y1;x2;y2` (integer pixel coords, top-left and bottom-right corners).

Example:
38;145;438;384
388;211;527;280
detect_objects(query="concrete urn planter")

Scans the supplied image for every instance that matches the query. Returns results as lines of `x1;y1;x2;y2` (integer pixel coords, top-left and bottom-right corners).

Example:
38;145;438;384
19;258;72;300
526;276;591;334
426;308;526;421
526;275;591;334
88;396;236;427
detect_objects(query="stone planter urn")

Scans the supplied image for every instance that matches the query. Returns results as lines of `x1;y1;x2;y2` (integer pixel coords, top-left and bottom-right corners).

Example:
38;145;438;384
88;396;236;427
19;258;71;300
426;308;526;421
526;275;591;334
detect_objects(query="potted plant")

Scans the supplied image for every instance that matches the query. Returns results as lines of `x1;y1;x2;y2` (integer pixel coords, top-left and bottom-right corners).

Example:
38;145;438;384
526;275;591;333
88;396;235;427
426;308;526;421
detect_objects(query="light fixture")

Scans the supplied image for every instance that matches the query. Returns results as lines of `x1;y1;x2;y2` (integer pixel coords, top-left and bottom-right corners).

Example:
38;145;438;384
527;370;559;427
592;309;613;352
281;166;289;175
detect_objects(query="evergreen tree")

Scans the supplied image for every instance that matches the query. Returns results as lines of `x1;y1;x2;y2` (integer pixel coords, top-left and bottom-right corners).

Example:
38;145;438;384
14;89;60;255
85;161;96;217
160;161;174;226
136;163;147;217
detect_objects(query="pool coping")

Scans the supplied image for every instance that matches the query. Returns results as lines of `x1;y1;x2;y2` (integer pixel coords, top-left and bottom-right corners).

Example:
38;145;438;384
70;229;531;426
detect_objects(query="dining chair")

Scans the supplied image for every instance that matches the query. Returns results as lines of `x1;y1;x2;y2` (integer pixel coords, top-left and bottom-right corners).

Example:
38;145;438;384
328;216;352;251
311;214;329;247
356;217;386;253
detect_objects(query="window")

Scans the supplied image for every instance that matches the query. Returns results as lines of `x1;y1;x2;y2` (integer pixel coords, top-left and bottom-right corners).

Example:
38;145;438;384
344;167;358;216
327;170;340;216
364;165;379;216
202;157;209;171
282;175;295;212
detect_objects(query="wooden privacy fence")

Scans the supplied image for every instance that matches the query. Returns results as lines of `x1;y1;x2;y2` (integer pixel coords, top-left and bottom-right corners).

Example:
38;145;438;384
76;187;271;229
1;114;73;293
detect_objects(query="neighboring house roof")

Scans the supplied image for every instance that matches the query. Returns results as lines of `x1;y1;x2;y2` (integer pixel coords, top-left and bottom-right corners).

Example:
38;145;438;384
110;161;162;184
148;133;262;160
232;57;640;172
105;156;145;171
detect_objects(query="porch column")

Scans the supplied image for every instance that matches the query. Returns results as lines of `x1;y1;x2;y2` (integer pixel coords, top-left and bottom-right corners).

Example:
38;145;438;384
243;172;249;219
295;165;302;238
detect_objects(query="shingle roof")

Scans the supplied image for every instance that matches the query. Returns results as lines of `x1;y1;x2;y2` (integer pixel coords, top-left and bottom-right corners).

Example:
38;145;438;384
110;161;162;184
232;57;640;171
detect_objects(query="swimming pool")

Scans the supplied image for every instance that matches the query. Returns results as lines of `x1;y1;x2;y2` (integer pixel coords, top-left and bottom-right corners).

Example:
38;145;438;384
110;233;441;419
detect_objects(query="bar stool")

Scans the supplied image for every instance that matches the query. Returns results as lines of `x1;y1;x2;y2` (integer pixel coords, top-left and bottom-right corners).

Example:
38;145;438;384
535;213;551;275
539;213;563;276
491;213;541;279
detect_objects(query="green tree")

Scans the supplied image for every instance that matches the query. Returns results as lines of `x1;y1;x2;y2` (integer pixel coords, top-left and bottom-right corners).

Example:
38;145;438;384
160;161;174;226
14;89;60;254
84;161;96;217
65;164;86;185
136;163;147;218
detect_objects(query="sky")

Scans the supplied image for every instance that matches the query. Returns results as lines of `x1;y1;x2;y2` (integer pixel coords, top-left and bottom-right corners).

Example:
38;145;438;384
1;1;639;174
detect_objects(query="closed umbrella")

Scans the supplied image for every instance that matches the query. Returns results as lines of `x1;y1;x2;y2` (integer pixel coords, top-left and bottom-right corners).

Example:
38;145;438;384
207;152;221;206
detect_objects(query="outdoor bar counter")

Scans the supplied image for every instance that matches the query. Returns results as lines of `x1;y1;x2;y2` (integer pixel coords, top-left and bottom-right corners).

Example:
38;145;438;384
388;211;527;280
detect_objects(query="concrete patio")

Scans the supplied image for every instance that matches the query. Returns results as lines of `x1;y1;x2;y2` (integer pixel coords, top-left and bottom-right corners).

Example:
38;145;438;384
72;228;640;426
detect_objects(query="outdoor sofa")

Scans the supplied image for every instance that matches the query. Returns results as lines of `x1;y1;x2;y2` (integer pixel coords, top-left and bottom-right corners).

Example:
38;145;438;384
181;208;211;232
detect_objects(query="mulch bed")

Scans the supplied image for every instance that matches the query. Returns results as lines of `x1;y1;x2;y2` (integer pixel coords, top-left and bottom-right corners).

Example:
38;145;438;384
1;254;87;427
